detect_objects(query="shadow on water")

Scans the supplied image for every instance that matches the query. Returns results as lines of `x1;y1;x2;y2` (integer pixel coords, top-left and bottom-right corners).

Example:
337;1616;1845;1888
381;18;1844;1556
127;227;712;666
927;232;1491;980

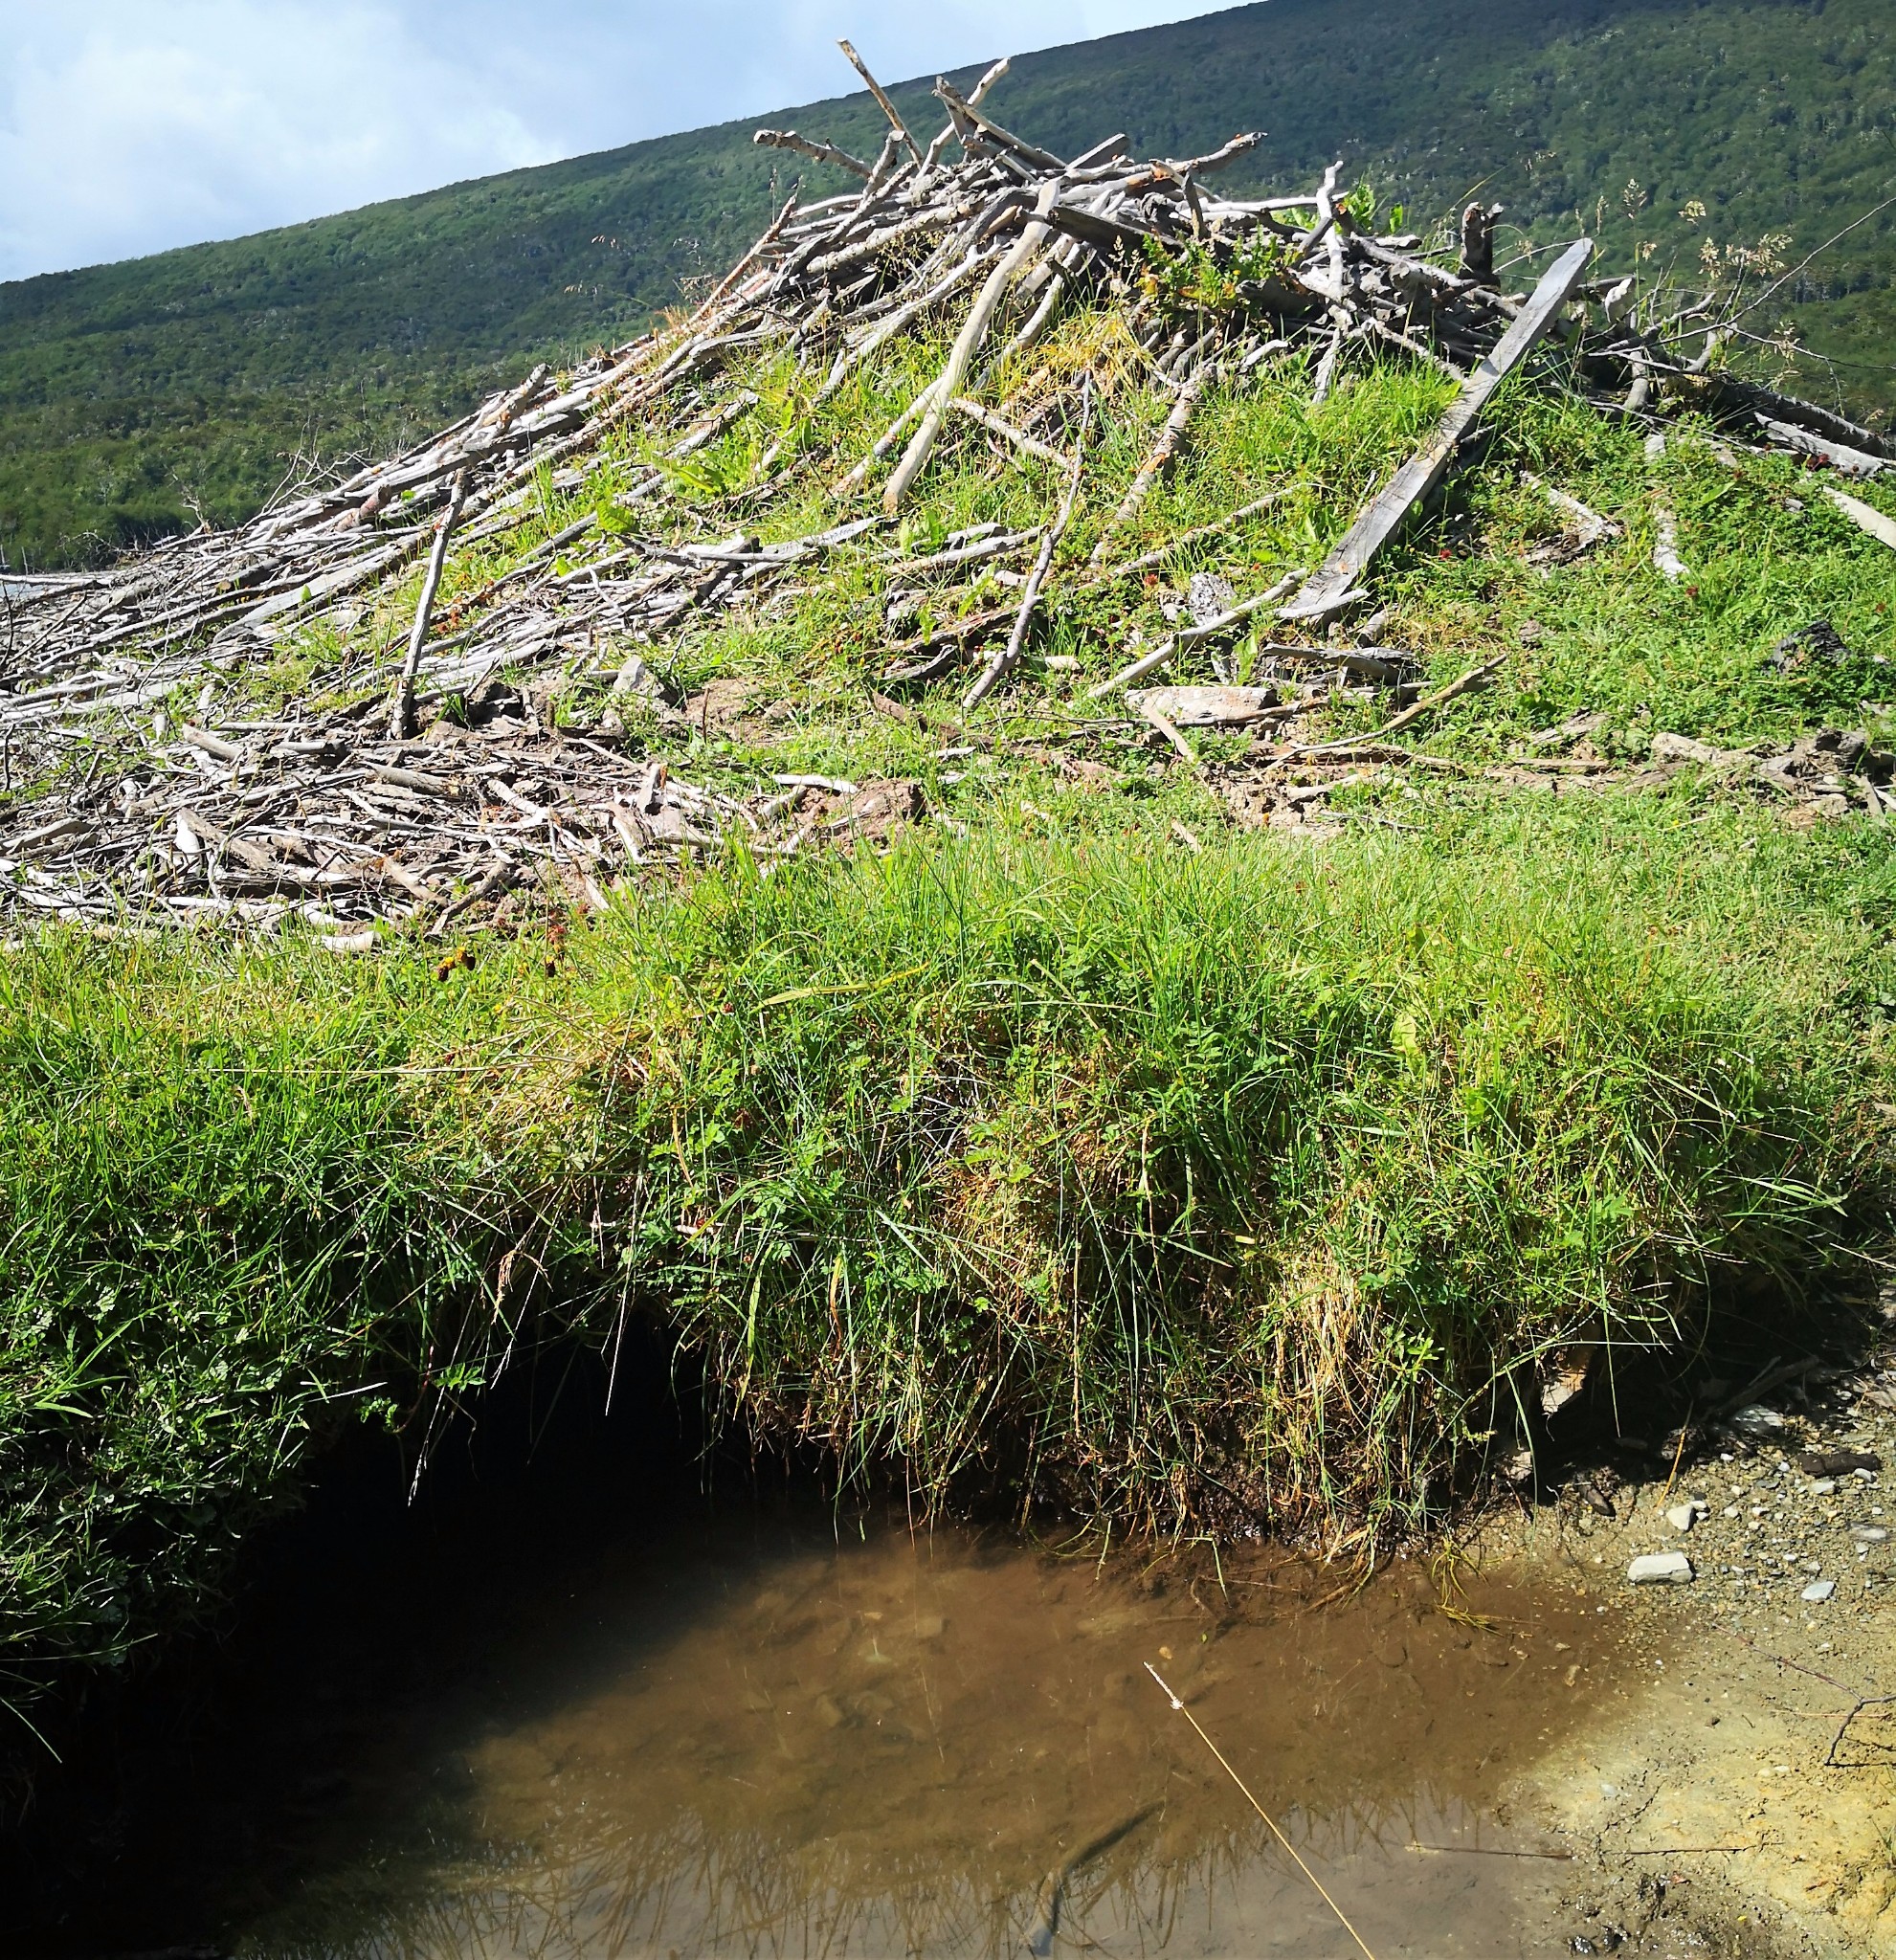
12;1330;1644;1959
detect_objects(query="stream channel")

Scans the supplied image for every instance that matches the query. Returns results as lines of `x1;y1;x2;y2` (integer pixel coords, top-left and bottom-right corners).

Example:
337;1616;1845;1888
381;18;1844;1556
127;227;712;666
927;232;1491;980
22;1370;1646;1959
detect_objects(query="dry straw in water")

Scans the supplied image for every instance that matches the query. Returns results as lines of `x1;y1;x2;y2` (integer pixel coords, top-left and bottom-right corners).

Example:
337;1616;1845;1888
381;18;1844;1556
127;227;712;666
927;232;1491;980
1145;1660;1378;1960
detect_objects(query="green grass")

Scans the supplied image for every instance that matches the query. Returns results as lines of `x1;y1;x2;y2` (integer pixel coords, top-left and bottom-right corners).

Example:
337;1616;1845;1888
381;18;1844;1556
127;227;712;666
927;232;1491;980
5;0;1895;568
3;796;1890;1721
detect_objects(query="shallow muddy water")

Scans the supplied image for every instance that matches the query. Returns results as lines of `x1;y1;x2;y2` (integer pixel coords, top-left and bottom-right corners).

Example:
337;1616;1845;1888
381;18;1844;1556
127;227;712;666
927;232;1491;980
95;1504;1640;1959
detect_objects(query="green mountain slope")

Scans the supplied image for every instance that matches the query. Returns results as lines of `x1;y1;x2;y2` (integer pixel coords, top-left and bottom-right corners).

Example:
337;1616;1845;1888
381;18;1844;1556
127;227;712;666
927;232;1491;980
3;0;1891;568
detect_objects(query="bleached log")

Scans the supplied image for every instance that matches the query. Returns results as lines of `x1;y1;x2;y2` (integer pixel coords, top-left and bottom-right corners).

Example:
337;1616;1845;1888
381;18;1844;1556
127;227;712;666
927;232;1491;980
1521;471;1619;545
1822;483;1896;550
1126;684;1285;726
390;469;469;740
1756;414;1886;478
883;180;1063;512
1651;507;1687;582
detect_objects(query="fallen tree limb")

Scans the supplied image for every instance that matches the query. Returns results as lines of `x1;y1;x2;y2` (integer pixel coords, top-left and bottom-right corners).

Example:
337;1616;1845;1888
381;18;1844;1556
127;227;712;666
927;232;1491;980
755;128;874;180
1088;574;1300;698
1757;414;1886;478
883;180;1064;513
1289;655;1506;755
950;396;1070;467
1090;366;1210;568
1134;691;1200;766
965;378;1093;709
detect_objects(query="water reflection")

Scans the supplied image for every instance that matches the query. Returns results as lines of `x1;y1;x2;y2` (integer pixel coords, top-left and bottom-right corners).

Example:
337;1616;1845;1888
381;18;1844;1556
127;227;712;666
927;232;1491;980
235;1521;1619;1958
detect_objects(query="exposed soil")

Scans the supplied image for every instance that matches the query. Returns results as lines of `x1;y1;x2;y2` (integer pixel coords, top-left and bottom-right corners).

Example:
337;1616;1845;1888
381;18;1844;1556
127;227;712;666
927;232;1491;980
1462;1338;1896;1955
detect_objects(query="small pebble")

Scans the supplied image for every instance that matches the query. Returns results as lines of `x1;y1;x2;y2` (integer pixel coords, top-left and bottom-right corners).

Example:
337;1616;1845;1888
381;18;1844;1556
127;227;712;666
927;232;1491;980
1811;1479;1837;1496
1801;1578;1837;1603
1848;1524;1888;1545
1665;1504;1697;1533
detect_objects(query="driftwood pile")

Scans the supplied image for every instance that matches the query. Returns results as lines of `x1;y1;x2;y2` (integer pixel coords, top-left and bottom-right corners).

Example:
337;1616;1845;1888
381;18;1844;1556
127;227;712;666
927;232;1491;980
1;48;1889;937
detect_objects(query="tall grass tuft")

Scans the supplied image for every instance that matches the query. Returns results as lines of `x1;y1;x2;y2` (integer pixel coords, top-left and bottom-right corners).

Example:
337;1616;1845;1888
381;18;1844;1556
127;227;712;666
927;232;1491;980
0;803;1886;1713
608;819;1880;1537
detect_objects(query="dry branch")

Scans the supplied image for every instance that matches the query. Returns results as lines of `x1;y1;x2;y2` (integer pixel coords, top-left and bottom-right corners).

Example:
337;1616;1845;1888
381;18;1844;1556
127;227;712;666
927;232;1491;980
966;378;1092;709
837;40;917;159
1090;366;1211;567
390;469;469;741
755;128;875;180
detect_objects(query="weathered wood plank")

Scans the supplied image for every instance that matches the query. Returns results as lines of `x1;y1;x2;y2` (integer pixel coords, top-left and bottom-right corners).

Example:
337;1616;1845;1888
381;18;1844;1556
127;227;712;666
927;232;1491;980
1282;235;1595;623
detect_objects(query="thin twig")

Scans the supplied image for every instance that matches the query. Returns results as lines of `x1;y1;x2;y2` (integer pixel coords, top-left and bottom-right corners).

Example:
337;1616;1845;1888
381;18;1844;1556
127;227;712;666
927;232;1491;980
965;376;1092;709
1825;1696;1896;1769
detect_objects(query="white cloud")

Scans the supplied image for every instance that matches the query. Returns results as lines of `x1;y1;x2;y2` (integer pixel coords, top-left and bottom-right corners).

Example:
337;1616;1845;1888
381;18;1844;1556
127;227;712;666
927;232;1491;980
0;0;1225;281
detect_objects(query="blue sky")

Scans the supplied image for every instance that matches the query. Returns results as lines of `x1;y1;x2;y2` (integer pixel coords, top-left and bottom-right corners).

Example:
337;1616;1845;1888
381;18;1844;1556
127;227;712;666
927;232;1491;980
0;2;1226;282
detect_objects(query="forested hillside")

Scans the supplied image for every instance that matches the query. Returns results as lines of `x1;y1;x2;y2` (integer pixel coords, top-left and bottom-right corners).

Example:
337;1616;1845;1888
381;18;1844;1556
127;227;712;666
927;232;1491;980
2;0;1891;568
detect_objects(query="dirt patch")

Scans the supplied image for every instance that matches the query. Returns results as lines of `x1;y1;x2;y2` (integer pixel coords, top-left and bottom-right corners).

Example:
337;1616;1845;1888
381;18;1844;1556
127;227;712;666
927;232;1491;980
1467;1346;1896;1955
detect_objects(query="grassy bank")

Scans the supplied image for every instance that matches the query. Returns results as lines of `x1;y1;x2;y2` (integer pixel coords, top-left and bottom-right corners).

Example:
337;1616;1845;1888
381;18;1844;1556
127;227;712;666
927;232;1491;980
8;175;1896;1748
2;797;1890;1717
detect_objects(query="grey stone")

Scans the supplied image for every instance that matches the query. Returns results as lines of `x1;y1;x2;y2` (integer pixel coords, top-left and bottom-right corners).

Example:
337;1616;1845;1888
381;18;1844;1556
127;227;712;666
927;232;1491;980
1848;1524;1889;1545
1187;571;1237;628
1628;1552;1695;1586
1801;1578;1837;1603
1651;731;1724;767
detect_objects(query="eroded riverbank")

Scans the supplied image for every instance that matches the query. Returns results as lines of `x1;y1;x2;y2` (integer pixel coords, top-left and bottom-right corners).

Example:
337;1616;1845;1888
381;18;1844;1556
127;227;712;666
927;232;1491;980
21;1478;1890;1960
13;1331;1896;1959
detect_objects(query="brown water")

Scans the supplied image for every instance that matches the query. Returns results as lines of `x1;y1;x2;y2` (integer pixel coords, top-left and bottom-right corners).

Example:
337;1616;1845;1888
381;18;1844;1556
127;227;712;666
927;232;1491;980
165;1511;1631;1960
